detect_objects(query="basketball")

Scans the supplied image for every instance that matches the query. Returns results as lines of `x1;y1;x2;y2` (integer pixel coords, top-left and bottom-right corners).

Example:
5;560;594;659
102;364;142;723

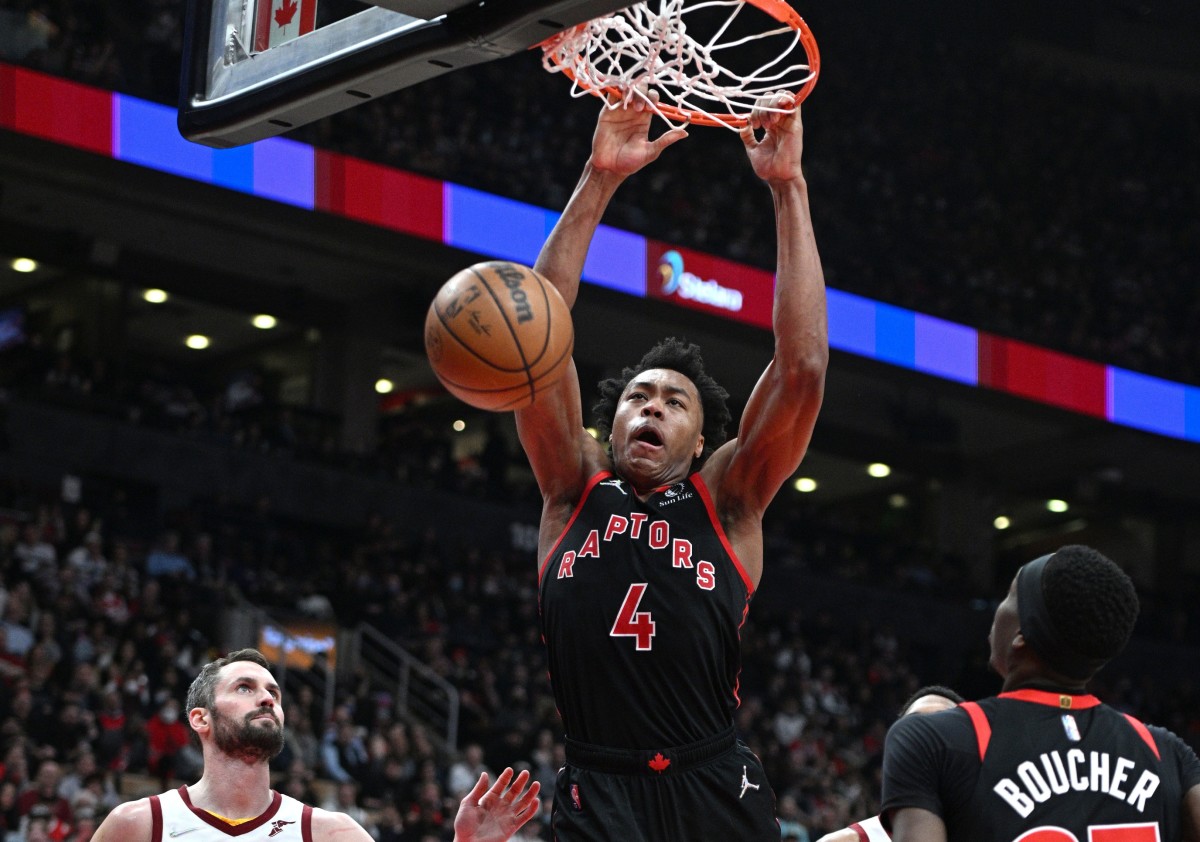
424;261;574;411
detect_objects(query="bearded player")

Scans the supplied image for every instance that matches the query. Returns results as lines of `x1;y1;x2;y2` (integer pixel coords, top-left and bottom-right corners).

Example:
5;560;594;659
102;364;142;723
92;648;540;842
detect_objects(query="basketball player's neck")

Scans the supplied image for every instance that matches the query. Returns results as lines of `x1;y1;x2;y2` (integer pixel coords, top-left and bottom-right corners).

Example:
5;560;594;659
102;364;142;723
188;751;275;819
1001;662;1089;696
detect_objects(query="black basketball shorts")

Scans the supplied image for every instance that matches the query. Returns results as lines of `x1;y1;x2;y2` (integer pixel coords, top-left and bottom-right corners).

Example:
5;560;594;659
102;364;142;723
551;727;779;841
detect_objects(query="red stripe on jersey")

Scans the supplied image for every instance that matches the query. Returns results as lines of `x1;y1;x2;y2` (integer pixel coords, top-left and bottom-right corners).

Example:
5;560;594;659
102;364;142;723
691;473;754;596
538;471;612;583
150;794;163;842
960;701;992;761
1123;713;1161;760
302;804;314;842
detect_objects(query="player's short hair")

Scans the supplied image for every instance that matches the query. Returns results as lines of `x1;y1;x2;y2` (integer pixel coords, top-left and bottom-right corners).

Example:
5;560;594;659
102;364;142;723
593;337;732;466
898;684;964;719
185;648;273;713
1042;545;1139;666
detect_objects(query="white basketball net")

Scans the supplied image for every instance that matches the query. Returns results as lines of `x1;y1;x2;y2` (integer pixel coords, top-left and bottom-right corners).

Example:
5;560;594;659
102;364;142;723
540;0;817;130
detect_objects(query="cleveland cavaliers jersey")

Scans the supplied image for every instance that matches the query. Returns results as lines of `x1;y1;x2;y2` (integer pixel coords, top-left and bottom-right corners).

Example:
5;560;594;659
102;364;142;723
151;787;312;841
538;471;755;749
882;689;1200;842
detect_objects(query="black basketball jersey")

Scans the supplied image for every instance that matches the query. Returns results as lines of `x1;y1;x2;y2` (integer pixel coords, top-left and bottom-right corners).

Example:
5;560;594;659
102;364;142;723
538;471;754;749
882;689;1200;842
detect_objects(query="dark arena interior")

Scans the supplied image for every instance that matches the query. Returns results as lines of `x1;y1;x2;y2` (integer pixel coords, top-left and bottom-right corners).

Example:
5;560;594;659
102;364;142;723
1;0;1199;838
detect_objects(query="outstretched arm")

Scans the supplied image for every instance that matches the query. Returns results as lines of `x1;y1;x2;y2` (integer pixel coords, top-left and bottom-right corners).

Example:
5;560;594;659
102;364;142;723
515;92;687;552
702;93;828;578
453;768;542;842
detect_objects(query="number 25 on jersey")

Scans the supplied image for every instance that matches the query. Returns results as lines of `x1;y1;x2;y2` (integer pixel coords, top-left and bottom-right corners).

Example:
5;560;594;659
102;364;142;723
1014;822;1159;842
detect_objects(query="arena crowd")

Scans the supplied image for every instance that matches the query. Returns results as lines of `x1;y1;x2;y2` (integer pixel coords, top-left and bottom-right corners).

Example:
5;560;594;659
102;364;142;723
1;0;1198;386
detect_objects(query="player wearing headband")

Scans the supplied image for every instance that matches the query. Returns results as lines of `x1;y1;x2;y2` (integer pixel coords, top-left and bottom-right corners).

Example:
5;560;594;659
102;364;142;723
880;545;1200;841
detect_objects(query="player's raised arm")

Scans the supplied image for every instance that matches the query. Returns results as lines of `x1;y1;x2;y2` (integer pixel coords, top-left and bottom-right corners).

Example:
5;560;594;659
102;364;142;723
515;92;687;522
703;93;827;523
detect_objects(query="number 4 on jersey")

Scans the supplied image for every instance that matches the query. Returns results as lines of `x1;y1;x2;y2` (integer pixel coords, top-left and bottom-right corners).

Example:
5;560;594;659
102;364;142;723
611;584;656;651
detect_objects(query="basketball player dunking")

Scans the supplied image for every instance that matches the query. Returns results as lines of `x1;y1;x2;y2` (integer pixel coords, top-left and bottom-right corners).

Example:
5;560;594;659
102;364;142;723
91;649;540;842
513;88;828;840
881;546;1200;841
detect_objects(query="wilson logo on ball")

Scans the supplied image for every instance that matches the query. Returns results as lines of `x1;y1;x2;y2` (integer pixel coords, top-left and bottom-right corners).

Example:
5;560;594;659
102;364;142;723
494;263;535;324
424;261;573;412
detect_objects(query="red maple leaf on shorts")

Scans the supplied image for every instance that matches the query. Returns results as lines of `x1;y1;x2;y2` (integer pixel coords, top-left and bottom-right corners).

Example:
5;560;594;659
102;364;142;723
648;752;671;773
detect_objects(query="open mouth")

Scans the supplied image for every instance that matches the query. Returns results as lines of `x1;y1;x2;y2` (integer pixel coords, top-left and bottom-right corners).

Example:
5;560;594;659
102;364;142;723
634;428;663;447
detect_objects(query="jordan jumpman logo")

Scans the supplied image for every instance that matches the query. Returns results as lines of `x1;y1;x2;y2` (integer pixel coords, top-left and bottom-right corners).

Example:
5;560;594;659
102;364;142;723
739;766;760;799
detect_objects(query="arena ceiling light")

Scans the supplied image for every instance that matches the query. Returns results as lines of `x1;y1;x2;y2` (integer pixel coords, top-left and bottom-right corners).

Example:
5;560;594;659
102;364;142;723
993;515;1011;530
793;477;817;493
143;288;168;303
867;462;892;478
185;334;210;350
452;419;466;432
1046;499;1069;513
375;378;395;394
10;257;38;273
252;314;278;329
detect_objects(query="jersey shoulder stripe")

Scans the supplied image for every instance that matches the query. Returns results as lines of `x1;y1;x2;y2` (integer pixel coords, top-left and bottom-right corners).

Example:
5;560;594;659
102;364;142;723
690;473;753;595
537;470;613;582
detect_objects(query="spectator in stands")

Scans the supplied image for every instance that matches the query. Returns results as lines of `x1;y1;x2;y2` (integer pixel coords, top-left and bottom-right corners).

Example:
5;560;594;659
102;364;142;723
447;743;491;801
55;750;96;805
144;531;196;580
279;758;321;805
778;793;812;841
45;700;95;762
18;801;68;842
278;705;321;773
64;801;98;842
320;779;376;837
16;759;72;827
92;689;128;772
13;524;56;596
0;778;20;838
64;532;106;597
320;714;370;783
145;698;191;786
90;576;130;625
0;625;27;687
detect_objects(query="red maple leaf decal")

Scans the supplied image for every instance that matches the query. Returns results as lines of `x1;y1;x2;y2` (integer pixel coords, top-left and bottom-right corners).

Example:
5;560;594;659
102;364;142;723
648;752;671;773
274;0;298;27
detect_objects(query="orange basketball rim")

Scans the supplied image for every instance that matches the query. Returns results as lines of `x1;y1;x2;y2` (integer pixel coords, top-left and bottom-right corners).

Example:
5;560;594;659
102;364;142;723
539;0;820;129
